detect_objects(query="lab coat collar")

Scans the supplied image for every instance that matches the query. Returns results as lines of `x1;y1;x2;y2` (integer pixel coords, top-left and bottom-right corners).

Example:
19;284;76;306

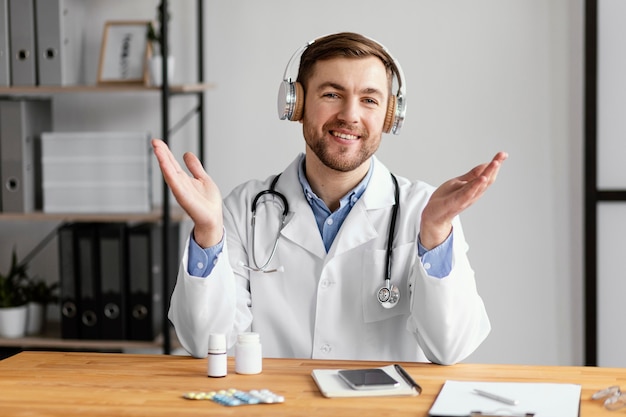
277;155;396;259
361;156;396;210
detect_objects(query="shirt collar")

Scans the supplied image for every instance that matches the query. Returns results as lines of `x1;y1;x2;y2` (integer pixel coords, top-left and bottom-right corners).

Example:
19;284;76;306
297;154;374;212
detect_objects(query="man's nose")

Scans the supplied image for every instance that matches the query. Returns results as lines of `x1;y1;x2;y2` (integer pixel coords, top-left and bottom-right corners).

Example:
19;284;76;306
337;98;360;124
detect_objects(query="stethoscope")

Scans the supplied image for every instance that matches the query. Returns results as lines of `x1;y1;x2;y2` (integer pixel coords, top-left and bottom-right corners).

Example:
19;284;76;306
242;174;289;274
242;172;401;309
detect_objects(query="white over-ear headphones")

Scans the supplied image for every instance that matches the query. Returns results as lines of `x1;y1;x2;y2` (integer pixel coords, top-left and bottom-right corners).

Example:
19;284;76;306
277;34;407;135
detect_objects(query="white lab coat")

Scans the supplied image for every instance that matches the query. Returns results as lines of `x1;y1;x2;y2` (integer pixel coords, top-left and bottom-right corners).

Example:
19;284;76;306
168;155;490;364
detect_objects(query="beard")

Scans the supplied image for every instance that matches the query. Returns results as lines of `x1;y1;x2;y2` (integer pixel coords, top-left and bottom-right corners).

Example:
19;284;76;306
303;121;381;172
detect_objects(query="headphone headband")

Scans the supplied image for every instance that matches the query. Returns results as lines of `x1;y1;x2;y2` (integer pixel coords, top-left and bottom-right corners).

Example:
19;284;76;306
277;34;407;135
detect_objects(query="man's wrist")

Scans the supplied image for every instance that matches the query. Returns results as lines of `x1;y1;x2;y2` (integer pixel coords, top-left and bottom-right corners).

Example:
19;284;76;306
192;226;223;249
419;223;452;250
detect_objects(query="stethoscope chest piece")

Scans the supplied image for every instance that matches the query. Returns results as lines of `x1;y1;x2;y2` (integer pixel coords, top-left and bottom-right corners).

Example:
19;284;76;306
377;280;400;309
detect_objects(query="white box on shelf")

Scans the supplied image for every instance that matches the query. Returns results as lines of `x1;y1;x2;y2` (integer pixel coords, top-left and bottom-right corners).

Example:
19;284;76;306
41;132;152;213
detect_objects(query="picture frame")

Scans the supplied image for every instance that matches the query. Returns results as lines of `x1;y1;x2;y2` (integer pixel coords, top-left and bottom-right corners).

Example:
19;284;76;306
97;21;151;85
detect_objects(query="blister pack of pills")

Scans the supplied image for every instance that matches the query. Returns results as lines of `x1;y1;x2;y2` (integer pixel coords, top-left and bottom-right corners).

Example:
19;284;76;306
183;388;285;406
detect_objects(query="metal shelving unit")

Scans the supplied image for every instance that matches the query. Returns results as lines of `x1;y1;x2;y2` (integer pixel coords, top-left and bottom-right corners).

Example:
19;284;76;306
0;0;208;354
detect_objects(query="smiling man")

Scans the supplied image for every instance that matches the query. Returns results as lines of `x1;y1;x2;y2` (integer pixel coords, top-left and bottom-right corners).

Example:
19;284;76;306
152;32;507;365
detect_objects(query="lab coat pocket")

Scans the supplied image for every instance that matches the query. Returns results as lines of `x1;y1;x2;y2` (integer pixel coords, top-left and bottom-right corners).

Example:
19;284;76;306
361;242;413;323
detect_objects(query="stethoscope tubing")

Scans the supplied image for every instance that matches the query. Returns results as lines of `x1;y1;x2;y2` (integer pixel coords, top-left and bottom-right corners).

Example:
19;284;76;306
248;174;288;272
246;171;401;308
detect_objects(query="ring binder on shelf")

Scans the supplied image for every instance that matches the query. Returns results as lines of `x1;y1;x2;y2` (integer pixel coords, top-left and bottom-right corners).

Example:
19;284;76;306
35;0;86;86
0;98;52;213
127;222;179;341
98;223;127;340
75;223;101;340
0;0;9;86
8;0;37;85
58;223;79;339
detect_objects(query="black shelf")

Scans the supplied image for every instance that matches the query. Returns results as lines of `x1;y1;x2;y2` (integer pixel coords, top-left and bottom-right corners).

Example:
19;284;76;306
0;0;206;355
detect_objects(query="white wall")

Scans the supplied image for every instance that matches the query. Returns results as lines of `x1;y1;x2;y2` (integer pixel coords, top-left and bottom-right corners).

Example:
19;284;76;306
201;0;585;366
0;0;584;366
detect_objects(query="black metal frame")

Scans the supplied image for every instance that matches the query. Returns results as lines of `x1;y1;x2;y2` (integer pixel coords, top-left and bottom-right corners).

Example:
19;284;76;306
159;0;205;354
583;0;598;368
583;0;626;366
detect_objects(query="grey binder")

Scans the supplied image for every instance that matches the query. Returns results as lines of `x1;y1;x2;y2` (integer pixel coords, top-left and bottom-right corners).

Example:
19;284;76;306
0;98;52;212
8;0;37;85
35;0;86;86
0;0;9;86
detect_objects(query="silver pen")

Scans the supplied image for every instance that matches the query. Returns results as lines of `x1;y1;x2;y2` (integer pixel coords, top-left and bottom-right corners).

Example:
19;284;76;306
473;388;519;406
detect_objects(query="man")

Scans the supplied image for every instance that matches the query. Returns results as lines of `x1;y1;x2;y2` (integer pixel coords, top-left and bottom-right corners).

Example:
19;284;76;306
152;32;507;365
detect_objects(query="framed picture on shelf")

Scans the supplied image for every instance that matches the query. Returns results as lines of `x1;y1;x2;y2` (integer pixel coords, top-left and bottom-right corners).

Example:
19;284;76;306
97;21;150;85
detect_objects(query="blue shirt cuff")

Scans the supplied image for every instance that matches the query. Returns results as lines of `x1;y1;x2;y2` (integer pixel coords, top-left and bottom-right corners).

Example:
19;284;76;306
417;231;453;278
187;232;224;277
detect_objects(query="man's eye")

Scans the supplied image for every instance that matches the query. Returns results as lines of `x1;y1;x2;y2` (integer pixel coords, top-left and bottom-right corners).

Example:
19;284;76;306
323;92;339;99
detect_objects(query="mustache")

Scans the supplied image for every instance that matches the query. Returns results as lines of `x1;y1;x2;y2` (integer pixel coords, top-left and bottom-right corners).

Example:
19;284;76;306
324;122;367;137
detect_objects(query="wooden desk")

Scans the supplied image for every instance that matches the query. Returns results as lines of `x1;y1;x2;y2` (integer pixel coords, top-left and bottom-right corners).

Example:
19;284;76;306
0;351;623;416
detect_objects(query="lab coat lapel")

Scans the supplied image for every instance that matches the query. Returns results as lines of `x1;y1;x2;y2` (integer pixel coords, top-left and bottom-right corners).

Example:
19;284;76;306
277;158;327;259
274;155;396;260
330;157;395;257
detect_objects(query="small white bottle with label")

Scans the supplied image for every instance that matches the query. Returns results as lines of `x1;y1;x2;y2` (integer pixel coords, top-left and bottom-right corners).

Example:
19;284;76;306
207;333;227;378
235;332;262;375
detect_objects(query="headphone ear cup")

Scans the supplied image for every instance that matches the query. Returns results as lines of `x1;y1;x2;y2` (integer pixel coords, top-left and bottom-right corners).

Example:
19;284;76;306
277;81;305;121
383;95;397;133
291;81;304;121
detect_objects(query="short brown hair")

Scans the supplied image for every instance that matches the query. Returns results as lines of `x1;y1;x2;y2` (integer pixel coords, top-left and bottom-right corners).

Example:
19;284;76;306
296;32;398;94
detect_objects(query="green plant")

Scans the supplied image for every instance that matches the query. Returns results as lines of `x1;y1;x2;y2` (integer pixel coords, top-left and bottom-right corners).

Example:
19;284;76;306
147;3;171;56
0;250;28;308
23;276;59;305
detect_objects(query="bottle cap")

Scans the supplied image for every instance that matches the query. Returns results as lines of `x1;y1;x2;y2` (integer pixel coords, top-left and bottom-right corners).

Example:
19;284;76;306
237;332;260;344
208;333;226;353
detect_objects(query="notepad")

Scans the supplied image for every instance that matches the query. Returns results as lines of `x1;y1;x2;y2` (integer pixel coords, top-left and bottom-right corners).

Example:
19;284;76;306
311;364;420;398
428;380;581;417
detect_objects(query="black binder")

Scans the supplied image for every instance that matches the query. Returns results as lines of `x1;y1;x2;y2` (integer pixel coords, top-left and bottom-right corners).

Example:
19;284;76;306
74;223;100;339
98;223;127;340
127;223;157;340
127;222;179;341
58;223;79;339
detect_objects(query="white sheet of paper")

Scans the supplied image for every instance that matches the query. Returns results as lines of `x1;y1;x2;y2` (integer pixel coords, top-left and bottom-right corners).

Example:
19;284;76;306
428;380;581;417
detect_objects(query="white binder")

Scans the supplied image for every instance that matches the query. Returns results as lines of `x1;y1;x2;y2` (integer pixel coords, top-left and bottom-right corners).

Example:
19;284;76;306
0;0;9;86
8;0;37;85
35;0;86;86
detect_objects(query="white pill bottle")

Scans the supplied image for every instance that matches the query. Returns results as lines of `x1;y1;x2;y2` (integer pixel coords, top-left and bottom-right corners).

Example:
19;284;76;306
207;333;227;377
235;332;262;374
